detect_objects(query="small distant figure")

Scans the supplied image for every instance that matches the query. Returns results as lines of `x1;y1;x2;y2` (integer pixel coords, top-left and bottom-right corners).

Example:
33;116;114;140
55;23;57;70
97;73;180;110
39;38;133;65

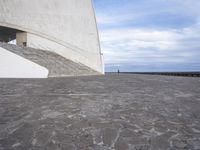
117;69;120;75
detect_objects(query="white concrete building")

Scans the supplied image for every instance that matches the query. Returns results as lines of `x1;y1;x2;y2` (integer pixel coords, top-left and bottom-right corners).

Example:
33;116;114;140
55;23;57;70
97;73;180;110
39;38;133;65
0;0;104;78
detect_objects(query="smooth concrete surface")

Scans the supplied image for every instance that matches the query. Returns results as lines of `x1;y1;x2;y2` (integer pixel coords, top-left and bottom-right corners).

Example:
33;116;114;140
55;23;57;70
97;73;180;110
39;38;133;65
0;42;98;77
0;47;48;78
0;74;200;149
16;32;27;46
24;33;100;69
0;0;103;73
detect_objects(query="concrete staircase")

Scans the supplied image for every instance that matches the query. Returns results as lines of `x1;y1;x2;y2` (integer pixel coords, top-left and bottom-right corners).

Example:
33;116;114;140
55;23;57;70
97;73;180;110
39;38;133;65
0;42;99;77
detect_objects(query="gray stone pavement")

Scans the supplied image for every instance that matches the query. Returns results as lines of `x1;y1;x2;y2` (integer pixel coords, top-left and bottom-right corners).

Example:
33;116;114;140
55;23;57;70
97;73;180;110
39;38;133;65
0;74;200;150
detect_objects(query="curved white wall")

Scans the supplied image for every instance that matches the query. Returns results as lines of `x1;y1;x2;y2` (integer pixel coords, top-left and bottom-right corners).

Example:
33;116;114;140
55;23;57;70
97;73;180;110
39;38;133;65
0;0;104;73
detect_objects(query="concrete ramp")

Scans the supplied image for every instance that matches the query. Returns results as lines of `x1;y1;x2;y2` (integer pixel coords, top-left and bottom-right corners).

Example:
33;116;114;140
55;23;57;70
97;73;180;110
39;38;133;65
0;47;48;78
0;42;98;78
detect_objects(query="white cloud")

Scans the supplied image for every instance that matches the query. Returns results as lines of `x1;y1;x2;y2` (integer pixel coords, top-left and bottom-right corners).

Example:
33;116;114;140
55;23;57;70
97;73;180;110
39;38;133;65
99;23;200;64
96;13;143;25
94;0;200;71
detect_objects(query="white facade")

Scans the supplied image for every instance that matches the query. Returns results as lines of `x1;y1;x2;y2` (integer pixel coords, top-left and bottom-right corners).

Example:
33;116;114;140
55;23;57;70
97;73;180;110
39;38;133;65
0;0;104;74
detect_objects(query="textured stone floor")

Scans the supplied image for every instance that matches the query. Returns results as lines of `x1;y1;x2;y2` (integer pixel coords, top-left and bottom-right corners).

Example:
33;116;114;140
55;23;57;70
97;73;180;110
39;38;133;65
0;74;200;150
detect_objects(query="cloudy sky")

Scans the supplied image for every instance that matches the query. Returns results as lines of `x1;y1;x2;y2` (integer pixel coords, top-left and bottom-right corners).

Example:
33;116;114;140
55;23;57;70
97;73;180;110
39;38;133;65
93;0;200;72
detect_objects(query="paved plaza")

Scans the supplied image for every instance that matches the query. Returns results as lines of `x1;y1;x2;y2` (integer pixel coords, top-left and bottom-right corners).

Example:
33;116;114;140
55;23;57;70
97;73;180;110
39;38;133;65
0;74;200;150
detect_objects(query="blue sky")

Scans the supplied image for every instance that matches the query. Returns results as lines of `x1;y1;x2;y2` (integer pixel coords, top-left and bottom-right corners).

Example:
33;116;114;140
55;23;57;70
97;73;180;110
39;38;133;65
93;0;200;72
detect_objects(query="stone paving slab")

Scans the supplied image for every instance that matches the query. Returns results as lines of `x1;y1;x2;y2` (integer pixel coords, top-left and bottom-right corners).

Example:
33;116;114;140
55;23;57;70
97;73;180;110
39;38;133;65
0;74;200;150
